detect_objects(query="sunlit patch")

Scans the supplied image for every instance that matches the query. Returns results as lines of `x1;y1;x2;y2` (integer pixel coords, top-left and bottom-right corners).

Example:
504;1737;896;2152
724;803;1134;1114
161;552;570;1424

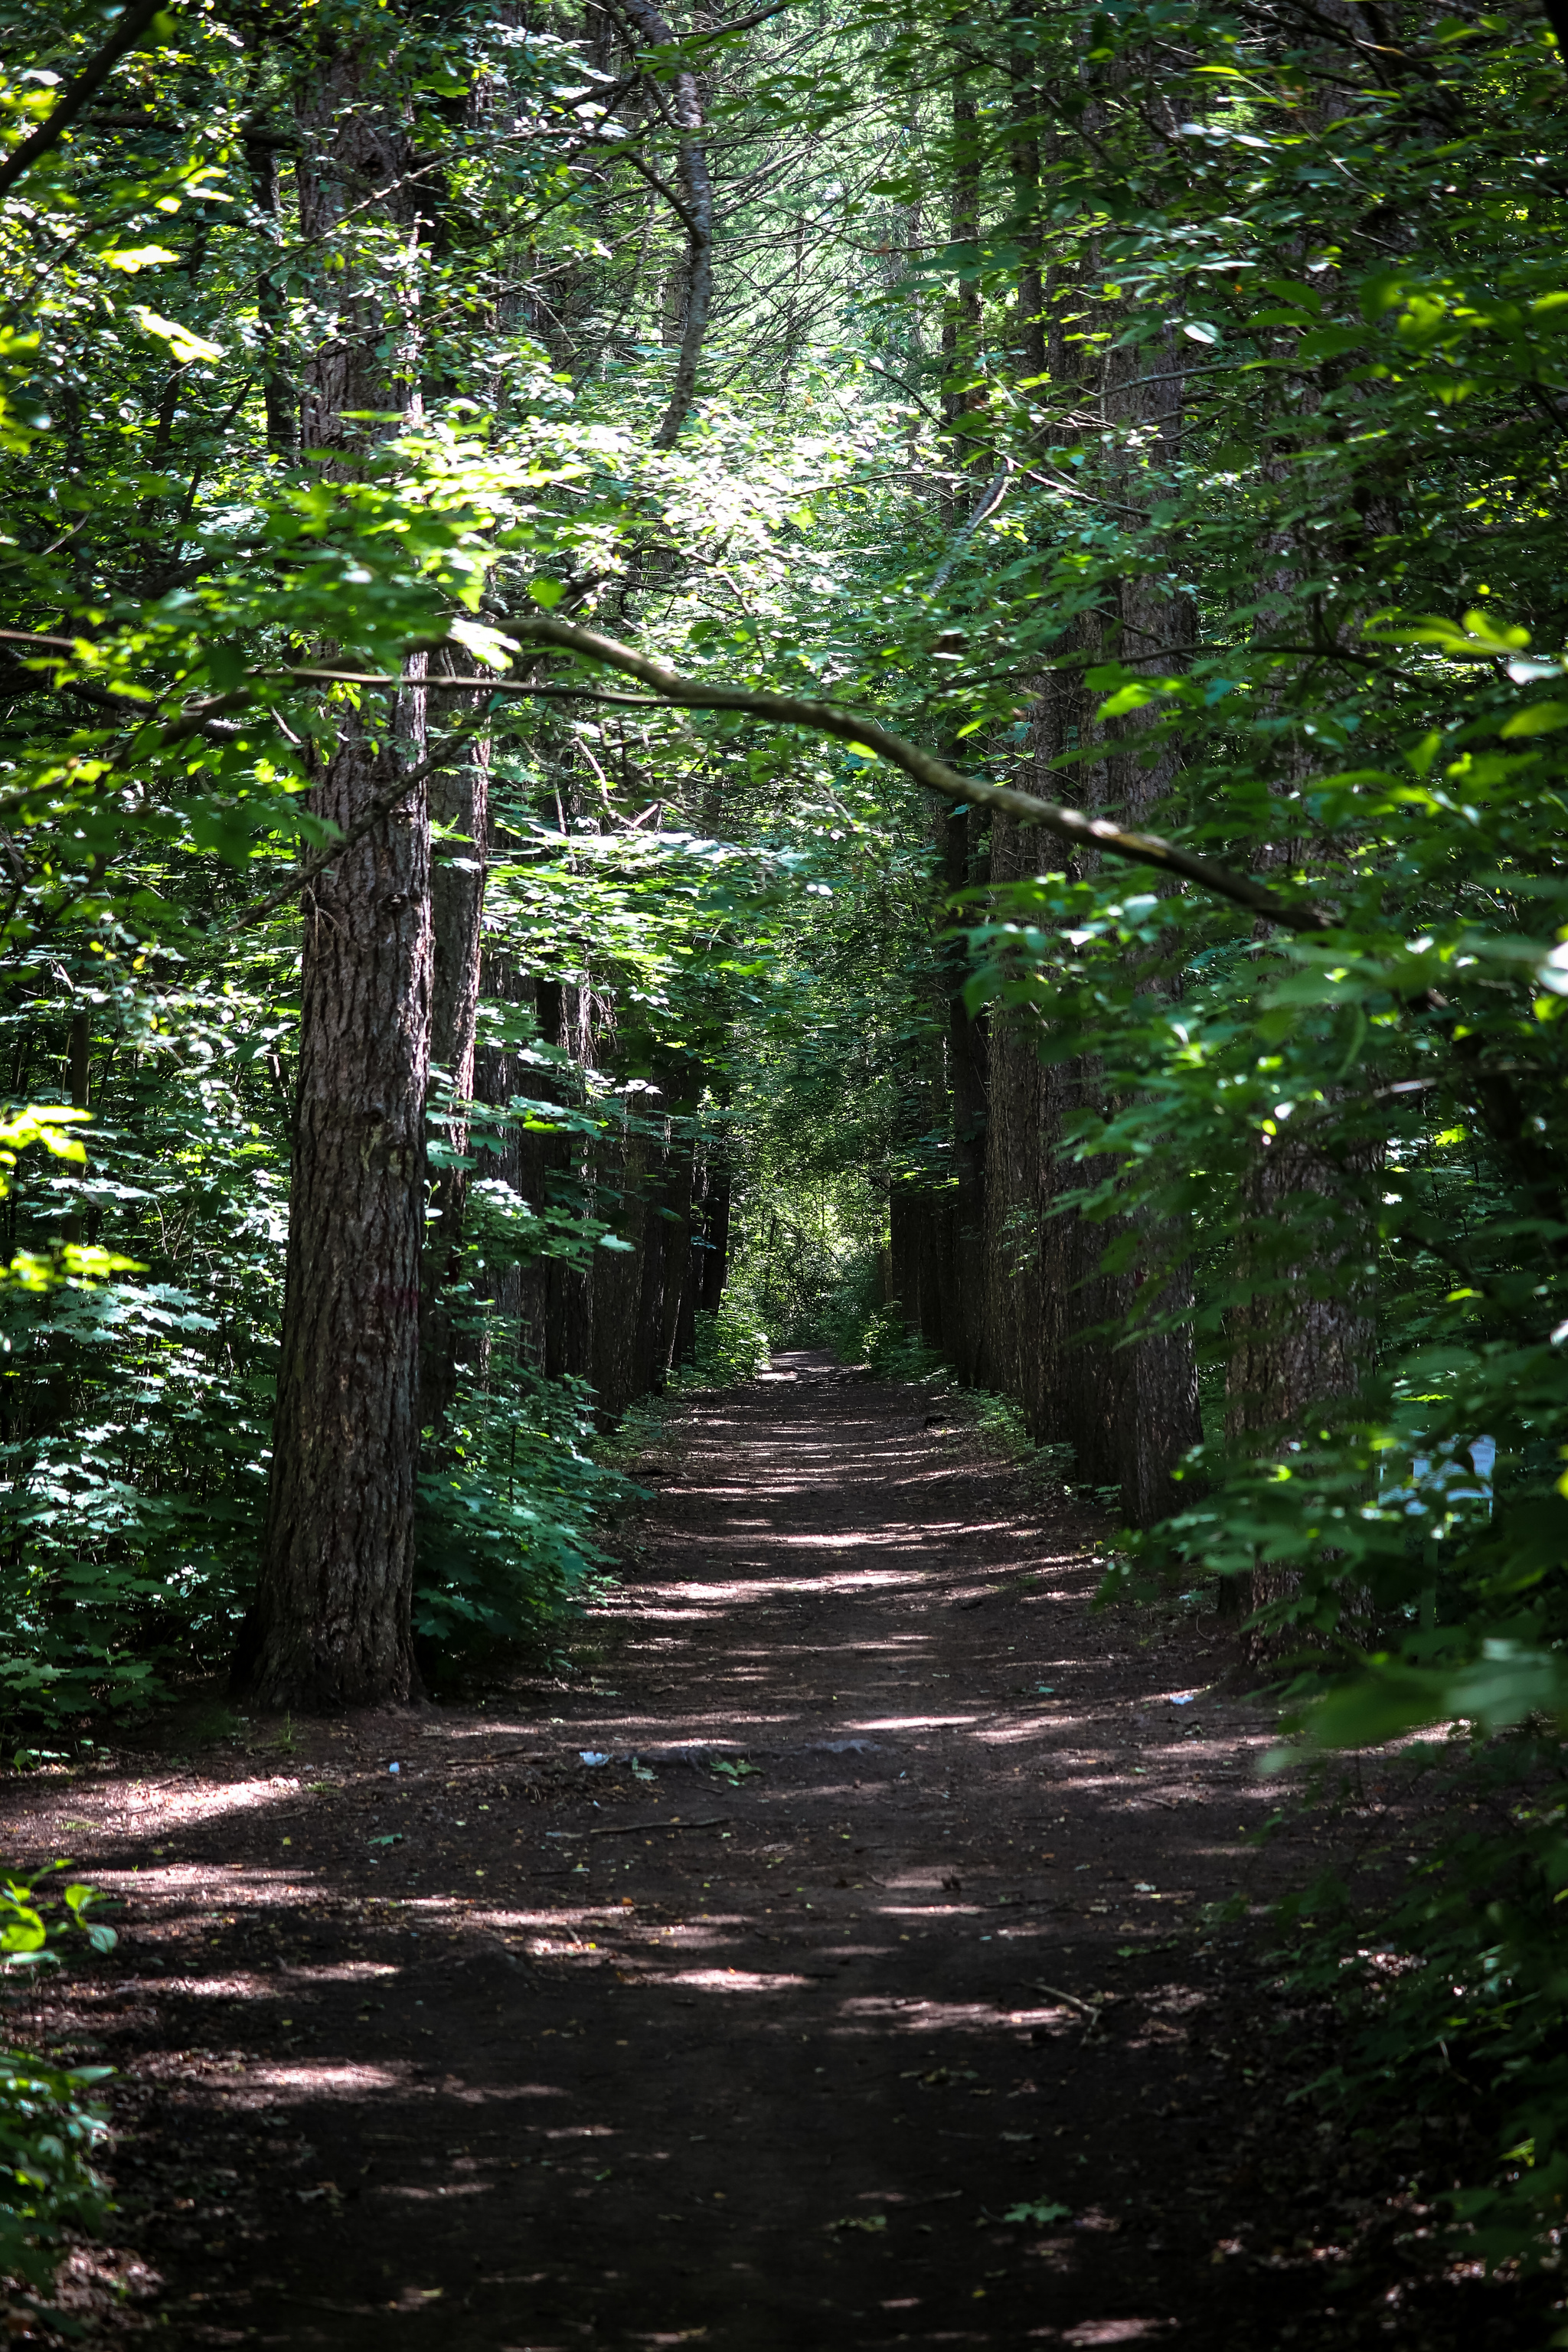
977;1720;1089;1746
660;1968;811;1993
378;2180;496;2200
90;1865;315;1900
243;2063;406;2096
837;1996;1021;2032
647;1570;928;1603
1060;2322;1171;2345
853;1714;980;1732
157;1974;271;1998
60;1778;306;1831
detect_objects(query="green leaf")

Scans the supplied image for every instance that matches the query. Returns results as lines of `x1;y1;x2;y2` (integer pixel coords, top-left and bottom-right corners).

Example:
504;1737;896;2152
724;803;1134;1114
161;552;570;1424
129;309;225;364
1500;702;1568;737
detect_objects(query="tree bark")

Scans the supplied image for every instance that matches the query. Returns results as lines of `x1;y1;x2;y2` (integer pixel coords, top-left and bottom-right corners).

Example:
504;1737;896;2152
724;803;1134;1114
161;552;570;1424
944;808;988;1387
417;649;489;1442
243;130;298;458
1008;8;1047;391
621;0;714;448
243;722;433;1707
939;80;983;528
236;31;434;1710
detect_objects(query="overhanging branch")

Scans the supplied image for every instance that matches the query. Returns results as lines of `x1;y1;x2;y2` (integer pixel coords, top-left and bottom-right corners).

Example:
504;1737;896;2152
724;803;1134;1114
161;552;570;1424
507;612;1338;934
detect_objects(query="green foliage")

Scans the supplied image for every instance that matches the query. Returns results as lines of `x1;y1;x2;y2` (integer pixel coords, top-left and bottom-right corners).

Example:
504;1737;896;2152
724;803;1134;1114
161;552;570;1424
679;1298;771;1390
957;1393;1076;1501
415;1348;618;1684
0;1864;116;1971
1273;1740;1568;2265
854;1304;943;1384
0;1865;116;2294
3;0;1568;2274
1003;2200;1072;2229
0;2044;111;2295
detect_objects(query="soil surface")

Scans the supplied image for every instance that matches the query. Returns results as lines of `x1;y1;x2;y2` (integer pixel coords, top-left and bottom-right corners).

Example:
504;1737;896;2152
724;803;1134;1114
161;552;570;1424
1;1358;1541;2347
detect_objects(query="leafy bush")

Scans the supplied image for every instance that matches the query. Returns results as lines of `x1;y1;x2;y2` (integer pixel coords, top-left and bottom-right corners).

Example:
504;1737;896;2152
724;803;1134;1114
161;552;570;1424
680;1298;771;1388
958;1393;1076;1499
0;1865;116;2295
854;1305;944;1383
0;2047;112;2295
415;1349;619;1684
819;1248;885;1364
1270;1737;1568;2270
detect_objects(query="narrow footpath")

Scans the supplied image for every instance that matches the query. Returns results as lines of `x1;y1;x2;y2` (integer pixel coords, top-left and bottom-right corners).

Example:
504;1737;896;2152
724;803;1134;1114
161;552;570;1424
4;1361;1529;2348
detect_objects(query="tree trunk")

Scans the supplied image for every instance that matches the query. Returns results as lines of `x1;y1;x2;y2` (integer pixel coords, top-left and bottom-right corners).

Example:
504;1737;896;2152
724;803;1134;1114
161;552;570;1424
419;649;489;1442
236;34;433;1709
621;0;713;448
944;808;988;1387
242;130;298;458
243;724;433;1707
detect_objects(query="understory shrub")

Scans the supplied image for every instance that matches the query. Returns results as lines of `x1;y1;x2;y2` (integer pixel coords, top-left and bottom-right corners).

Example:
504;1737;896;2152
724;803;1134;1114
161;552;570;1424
819;1248;885;1363
414;1344;622;1684
0;1866;116;2297
855;1305;944;1383
681;1295;771;1387
1272;1735;1568;2269
0;2048;112;2297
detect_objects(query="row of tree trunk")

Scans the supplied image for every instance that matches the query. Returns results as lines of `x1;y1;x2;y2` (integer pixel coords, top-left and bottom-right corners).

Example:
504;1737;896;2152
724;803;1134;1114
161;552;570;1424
886;806;1203;1534
882;31;1366;1543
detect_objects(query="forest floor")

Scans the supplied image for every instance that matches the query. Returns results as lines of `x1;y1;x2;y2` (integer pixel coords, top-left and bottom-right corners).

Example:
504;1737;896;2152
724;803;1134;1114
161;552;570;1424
2;1357;1547;2349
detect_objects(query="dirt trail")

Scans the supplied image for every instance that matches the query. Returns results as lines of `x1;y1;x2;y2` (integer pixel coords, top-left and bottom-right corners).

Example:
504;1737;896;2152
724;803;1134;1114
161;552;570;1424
2;1363;1518;2348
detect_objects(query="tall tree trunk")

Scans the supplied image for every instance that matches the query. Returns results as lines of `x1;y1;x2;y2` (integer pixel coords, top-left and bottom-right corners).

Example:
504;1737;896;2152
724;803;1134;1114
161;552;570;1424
242;129;298;458
621;0;713;448
1008;7;1047;392
237;36;434;1709
939;80;983;528
994;122;1201;1527
698;1151;730;1313
417;651;490;1442
244;718;433;1708
944;808;988;1387
592;1109;649;1423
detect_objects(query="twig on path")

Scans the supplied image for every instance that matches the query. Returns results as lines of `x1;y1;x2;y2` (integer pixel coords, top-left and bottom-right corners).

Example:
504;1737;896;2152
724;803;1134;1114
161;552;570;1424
1030;1981;1099;2017
583;1815;733;1838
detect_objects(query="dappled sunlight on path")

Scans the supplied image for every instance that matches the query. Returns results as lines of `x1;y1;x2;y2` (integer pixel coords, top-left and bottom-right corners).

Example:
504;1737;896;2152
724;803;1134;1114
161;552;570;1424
2;1357;1476;2348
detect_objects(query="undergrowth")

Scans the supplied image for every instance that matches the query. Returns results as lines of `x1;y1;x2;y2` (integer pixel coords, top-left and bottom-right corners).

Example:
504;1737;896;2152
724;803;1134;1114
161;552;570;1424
1271;1734;1568;2279
0;1866;117;2304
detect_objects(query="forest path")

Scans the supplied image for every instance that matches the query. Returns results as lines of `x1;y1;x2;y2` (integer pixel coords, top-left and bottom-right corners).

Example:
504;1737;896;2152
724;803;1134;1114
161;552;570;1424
9;1364;1400;2348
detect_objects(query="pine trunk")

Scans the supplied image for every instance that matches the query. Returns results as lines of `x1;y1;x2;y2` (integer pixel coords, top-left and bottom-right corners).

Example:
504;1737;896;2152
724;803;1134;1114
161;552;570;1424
236;37;434;1708
243;728;433;1707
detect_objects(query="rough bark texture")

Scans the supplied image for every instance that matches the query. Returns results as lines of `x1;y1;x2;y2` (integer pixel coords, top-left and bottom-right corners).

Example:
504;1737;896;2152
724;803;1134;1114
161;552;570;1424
592;1112;649;1423
237;37;434;1710
947;169;1203;1526
294;56;425;461
243;728;433;1707
943;810;988;1388
698;1153;730;1314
